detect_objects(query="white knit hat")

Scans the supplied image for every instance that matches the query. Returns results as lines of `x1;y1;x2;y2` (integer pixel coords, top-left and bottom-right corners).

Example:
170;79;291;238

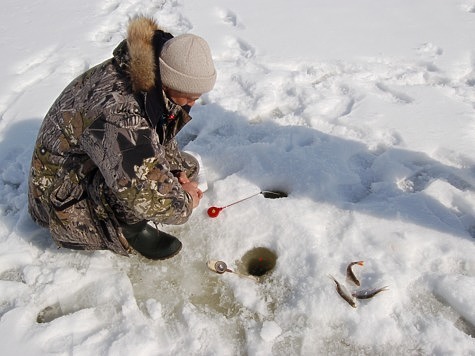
159;34;217;95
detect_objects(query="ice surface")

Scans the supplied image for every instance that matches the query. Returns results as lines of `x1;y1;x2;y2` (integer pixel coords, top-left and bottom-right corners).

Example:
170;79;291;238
0;0;474;354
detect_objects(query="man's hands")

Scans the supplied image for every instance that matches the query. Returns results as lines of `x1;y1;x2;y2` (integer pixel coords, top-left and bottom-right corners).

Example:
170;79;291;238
177;171;203;208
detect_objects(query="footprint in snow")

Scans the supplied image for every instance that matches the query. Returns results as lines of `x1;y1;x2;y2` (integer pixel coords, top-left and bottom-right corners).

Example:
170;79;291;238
375;82;414;104
99;0;121;13
416;42;443;57
398;167;473;193
460;3;475;13
217;8;244;29
227;37;255;59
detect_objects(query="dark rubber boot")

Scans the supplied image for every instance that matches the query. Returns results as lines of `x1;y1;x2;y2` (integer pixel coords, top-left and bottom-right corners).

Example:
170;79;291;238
121;221;182;260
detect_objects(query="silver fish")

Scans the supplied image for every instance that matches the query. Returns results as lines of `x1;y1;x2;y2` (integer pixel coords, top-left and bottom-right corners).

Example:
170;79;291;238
329;275;356;308
352;286;389;299
346;261;364;286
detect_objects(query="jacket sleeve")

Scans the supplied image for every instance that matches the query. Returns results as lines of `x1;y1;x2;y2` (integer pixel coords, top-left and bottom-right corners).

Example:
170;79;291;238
80;110;193;225
163;137;186;172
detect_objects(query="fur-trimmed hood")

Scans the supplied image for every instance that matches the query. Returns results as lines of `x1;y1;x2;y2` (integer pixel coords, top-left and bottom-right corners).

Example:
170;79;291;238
119;16;173;93
127;16;158;92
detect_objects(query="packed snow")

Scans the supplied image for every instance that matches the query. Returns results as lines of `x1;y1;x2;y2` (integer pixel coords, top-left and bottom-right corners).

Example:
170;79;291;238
1;0;475;355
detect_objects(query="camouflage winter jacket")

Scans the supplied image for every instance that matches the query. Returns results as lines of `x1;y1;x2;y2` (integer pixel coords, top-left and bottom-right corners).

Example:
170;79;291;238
28;17;195;255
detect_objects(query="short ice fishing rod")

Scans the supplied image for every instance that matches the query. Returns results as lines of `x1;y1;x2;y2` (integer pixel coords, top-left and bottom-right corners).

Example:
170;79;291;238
207;190;288;218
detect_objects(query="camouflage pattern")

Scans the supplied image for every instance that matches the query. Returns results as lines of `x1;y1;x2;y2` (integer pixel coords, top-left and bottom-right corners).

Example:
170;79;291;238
28;24;198;256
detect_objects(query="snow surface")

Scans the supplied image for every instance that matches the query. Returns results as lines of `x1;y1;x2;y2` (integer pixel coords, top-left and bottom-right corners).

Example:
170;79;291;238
1;0;475;355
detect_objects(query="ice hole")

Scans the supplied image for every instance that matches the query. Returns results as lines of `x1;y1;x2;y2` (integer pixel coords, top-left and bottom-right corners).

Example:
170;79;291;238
240;247;277;277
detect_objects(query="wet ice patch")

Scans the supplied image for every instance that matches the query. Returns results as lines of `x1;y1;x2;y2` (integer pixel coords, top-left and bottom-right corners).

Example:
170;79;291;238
433;274;475;329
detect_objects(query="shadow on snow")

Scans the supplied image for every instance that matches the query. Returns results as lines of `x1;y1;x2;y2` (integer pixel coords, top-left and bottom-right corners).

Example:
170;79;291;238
181;102;475;241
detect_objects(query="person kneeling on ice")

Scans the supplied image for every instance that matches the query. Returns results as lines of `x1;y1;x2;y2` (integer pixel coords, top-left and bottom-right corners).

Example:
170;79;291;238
28;16;216;260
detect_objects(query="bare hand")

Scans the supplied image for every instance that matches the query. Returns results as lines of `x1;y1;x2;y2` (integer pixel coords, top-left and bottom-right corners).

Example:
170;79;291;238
177;171;190;184
181;181;203;208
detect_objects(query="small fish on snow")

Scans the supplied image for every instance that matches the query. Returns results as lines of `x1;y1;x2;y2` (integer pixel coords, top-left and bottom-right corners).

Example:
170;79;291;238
329;275;356;308
346;260;364;286
352;286;389;299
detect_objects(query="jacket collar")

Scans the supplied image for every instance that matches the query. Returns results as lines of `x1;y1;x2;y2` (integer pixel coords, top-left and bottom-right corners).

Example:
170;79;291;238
144;88;191;143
